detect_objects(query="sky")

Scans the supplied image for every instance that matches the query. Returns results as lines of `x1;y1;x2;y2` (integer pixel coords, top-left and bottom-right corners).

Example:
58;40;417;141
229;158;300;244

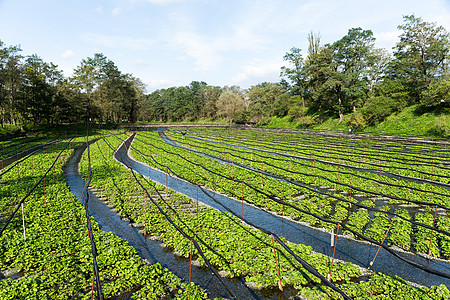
1;0;450;92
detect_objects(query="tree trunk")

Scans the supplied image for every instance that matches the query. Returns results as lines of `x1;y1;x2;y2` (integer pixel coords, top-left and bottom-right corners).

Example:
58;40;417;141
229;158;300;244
9;110;15;125
338;89;344;122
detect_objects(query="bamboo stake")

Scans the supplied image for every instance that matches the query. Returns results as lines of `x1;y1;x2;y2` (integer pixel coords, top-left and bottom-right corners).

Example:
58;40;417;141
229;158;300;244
144;198;147;239
91;268;95;300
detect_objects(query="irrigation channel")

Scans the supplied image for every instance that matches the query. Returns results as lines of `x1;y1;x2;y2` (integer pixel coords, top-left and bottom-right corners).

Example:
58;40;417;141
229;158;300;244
63;138;293;299
118;130;450;288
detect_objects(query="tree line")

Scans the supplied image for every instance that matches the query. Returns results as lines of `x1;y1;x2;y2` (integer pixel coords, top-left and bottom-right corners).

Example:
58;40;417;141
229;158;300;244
1;15;449;130
0;49;145;129
277;15;450;127
143;15;450;127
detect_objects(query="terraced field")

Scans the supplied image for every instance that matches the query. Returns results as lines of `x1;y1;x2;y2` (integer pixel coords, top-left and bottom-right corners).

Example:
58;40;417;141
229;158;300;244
1;127;449;299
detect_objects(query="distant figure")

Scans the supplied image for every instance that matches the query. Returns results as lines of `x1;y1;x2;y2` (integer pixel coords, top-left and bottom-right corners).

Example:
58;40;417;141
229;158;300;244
349;128;352;134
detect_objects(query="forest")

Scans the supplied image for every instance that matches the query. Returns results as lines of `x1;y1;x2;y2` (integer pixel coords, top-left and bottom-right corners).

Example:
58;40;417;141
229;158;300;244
0;15;449;132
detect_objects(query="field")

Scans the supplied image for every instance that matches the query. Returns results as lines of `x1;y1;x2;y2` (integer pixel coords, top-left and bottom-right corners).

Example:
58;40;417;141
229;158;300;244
0;126;449;299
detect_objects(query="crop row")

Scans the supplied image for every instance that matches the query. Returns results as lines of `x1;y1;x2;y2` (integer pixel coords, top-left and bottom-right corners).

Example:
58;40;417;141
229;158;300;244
84;134;364;290
126;131;450;298
134;131;450;260
166;130;450;209
0;135;56;162
0;133;203;299
184;127;448;160
168;130;450;259
179;128;450;182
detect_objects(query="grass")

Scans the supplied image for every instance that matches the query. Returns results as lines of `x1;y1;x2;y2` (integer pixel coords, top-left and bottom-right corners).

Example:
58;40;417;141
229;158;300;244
367;105;450;137
260;105;450;138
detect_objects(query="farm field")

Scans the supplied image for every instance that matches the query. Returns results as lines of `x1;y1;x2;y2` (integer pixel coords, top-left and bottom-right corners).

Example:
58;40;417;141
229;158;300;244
0;127;449;299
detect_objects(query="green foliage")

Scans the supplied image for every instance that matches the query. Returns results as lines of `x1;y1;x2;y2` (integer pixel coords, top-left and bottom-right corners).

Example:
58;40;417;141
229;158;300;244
361;95;399;125
421;77;450;107
392;15;450;103
366;105;450;137
298;273;450;299
0;134;206;299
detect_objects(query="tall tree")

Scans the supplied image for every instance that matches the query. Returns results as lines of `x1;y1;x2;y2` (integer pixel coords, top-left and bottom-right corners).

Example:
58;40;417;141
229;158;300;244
247;82;285;121
188;81;208;120
72;53;108;123
20;55;63;127
0;41;23;127
392;15;450;104
216;86;246;123
331;27;375;119
198;85;222;119
280;47;306;96
305;45;334;112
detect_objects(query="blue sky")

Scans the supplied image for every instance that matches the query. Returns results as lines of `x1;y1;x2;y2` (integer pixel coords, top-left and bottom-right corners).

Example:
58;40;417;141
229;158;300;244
1;0;450;92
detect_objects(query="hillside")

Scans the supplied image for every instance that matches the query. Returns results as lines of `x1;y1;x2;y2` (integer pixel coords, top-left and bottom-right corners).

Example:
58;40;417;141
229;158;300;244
262;105;450;138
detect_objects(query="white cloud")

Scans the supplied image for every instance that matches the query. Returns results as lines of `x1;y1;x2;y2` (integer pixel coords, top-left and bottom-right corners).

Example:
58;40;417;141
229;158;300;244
230;59;284;86
81;33;155;51
95;6;103;13
134;58;151;68
111;7;121;16
162;6;272;71
170;31;223;71
61;49;75;59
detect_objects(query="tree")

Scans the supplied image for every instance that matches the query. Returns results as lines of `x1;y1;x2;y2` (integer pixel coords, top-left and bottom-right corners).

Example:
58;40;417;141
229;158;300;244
305;45;335;112
366;48;391;94
72;53;145;124
280;47;306;96
187;81;208;120
247;82;285;121
0;41;23;127
216;86;246;123
392;15;450;103
331;27;375;119
421;77;450;107
72;53;108;123
199;85;222;119
20;55;64;127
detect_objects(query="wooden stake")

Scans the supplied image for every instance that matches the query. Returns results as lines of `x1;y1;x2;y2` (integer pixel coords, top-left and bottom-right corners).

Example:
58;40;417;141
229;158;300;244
282;181;285;216
241;182;244;219
21;202;26;242
196;185;199;226
328;223;340;281
369;217;395;269
144;198;147;239
91;268;95;300
428;206;438;256
188;240;193;300
43;176;46;200
271;235;283;291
